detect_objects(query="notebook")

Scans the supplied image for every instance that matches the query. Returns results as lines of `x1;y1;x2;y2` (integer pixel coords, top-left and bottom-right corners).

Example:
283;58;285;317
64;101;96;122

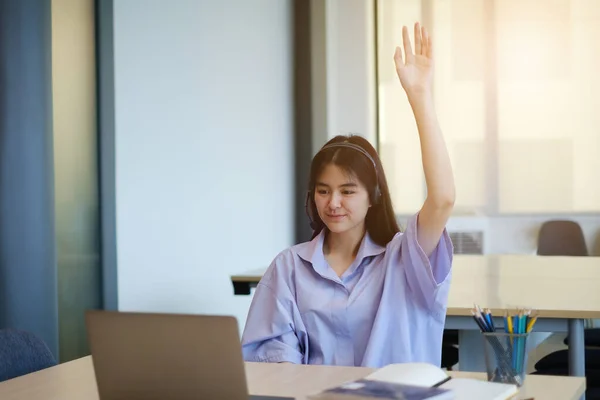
308;378;454;400
309;363;518;400
308;378;453;400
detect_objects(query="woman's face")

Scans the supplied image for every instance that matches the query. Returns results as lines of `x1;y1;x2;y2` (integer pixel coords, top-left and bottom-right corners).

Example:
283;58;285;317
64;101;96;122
314;163;371;234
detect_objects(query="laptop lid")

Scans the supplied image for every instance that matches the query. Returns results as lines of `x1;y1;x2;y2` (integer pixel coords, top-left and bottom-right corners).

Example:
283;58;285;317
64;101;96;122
85;310;259;400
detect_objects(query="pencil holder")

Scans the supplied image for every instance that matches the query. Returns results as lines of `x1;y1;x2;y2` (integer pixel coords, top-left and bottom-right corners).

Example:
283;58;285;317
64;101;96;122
482;331;529;387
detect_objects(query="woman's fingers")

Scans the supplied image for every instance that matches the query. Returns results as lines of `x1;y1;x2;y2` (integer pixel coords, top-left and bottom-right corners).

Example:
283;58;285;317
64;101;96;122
414;22;422;55
394;46;403;68
402;25;413;62
427;29;433;59
400;23;432;63
421;25;428;57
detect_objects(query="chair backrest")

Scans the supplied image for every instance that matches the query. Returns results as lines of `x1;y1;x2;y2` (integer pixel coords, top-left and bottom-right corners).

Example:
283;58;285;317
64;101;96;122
0;329;57;382
537;220;589;256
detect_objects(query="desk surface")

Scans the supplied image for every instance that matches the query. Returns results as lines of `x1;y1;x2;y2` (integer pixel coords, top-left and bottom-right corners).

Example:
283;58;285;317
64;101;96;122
231;254;600;319
0;356;586;400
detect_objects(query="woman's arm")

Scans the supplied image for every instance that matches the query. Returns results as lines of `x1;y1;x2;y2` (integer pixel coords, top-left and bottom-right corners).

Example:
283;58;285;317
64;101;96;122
242;282;304;364
394;23;455;256
241;253;306;364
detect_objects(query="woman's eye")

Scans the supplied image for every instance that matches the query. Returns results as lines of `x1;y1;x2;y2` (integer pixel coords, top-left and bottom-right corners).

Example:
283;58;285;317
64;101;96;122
317;190;328;195
343;191;355;195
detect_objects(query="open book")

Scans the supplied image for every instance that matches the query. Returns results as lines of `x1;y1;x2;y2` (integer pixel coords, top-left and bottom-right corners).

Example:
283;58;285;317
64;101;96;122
309;363;519;400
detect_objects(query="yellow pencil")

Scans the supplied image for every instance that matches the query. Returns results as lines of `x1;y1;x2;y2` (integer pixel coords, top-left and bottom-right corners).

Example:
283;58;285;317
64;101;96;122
527;316;538;333
507;313;513;334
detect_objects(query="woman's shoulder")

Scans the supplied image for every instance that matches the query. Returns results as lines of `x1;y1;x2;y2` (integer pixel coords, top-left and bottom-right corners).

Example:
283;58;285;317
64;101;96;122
383;230;405;251
260;239;314;287
383;212;423;250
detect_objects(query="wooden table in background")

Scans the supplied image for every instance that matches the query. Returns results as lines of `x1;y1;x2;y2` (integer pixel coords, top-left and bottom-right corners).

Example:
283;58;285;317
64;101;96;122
231;254;600;394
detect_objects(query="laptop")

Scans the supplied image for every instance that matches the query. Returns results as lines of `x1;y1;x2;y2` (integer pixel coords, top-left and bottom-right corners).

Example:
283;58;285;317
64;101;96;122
85;310;293;400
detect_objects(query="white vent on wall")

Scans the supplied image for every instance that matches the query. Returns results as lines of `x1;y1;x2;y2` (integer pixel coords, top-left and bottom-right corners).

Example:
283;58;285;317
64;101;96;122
449;231;484;255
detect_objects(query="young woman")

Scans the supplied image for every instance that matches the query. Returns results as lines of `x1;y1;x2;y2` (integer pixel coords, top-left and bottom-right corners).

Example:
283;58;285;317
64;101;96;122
241;23;455;367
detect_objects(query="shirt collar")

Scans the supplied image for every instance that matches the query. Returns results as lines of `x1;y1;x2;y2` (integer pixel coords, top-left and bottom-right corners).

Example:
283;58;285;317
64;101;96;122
297;229;386;276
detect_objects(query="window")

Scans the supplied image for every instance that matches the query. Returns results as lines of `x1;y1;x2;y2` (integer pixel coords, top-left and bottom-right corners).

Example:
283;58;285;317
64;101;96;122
376;0;600;215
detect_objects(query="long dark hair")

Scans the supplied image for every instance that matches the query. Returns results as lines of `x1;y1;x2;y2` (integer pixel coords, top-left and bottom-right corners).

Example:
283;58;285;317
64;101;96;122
306;135;400;247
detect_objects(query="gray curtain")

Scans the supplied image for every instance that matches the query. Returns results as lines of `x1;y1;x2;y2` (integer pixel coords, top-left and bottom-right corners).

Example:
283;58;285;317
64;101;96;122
0;0;59;358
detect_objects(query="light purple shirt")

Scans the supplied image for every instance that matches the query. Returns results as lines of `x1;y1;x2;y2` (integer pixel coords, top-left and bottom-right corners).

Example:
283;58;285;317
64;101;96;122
241;212;454;368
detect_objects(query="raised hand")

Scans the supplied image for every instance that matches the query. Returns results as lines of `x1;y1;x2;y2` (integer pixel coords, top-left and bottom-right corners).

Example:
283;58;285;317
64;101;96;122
392;23;455;257
393;22;434;99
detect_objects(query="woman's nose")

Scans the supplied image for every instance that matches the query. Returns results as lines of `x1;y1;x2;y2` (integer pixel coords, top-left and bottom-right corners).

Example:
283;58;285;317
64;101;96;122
328;192;342;208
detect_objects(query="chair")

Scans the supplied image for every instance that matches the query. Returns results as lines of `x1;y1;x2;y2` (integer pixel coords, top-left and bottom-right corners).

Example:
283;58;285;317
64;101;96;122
564;330;600;347
442;231;485;370
533;350;600;399
533;220;599;394
537;220;597;340
0;329;57;382
442;230;484;371
536;220;588;256
441;330;459;370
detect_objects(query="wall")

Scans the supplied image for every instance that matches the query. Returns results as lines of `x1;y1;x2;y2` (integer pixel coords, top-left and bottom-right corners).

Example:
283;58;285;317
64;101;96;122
112;0;294;331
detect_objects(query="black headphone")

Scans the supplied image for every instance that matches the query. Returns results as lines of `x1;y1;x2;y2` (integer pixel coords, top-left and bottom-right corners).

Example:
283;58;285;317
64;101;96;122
305;141;382;231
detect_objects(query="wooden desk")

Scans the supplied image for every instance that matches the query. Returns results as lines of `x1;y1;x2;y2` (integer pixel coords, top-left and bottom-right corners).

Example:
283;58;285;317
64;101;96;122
0;356;586;400
231;254;600;387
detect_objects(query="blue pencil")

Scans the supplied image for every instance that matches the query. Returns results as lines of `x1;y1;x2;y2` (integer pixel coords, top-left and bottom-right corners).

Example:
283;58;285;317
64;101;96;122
484;310;493;331
471;310;488;331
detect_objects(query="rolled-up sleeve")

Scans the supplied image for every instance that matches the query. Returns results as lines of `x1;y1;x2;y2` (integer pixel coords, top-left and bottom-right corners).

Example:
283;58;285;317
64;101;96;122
241;270;305;363
391;212;454;316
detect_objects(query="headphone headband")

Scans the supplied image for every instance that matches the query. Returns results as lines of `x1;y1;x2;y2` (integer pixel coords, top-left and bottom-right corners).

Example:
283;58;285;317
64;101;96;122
319;142;378;172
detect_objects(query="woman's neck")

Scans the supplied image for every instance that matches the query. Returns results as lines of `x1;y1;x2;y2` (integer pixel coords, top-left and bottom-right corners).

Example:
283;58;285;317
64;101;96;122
324;224;366;258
